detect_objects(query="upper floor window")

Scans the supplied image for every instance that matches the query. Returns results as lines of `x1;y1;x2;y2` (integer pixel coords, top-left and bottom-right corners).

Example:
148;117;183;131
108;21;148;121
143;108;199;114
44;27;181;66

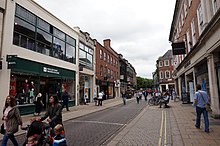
188;0;192;7
108;68;111;77
184;0;188;17
164;60;169;66
104;67;107;77
108;54;110;64
100;49;103;59
179;21;182;32
197;4;204;35
104;52;106;61
212;0;220;15
165;71;170;79
159;61;163;67
160;71;163;79
100;65;103;76
186;30;191;53
13;4;76;64
79;42;94;69
111;57;113;65
191;18;197;46
181;12;184;26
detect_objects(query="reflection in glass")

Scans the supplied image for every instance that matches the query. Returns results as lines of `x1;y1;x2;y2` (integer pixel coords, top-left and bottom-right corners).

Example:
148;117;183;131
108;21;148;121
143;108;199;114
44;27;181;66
37;42;51;56
53;37;65;59
37;18;50;32
66;44;75;63
87;53;93;69
79;50;86;65
16;5;36;25
14;17;35;39
67;35;76;46
54;28;65;40
37;29;52;46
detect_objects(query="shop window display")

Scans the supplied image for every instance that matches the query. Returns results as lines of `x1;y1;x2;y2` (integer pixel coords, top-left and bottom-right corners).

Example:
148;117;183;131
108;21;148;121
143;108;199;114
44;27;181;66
10;74;75;106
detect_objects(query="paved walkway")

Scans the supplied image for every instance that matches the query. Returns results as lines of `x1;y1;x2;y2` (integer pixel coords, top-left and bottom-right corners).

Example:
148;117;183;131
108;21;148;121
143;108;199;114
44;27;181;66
1;97;220;146
107;99;220;146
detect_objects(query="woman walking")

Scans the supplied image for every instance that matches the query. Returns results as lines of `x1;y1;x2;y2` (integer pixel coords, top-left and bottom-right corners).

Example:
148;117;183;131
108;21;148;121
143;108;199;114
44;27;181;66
1;96;23;146
34;93;44;116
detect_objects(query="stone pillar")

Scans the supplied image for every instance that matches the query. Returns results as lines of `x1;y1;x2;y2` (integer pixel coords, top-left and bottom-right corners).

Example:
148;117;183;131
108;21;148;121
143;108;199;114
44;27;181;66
178;77;182;99
207;54;220;115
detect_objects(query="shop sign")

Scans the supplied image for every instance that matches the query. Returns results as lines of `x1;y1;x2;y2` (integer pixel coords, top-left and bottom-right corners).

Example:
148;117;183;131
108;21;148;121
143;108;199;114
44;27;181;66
7;55;17;69
43;67;60;75
172;42;186;55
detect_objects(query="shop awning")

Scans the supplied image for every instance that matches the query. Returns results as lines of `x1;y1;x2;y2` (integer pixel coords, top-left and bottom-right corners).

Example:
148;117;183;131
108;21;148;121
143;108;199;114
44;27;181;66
6;55;75;79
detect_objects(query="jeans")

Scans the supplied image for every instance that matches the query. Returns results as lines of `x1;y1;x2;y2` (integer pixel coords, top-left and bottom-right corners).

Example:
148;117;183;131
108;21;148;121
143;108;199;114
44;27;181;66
195;106;209;132
1;134;18;146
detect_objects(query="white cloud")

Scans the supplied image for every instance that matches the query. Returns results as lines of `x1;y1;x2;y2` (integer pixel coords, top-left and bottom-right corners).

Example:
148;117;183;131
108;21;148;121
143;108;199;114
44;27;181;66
35;0;176;78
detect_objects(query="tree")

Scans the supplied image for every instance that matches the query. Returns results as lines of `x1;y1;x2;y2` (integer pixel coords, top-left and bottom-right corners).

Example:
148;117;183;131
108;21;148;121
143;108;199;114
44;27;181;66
136;76;153;90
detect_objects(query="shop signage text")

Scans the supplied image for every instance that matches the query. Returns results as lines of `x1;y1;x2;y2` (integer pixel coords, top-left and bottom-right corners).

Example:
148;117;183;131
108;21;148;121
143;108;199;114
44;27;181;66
43;67;60;75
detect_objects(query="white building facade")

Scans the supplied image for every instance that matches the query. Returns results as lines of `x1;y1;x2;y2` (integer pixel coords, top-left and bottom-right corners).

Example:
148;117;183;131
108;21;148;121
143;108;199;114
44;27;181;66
0;0;81;115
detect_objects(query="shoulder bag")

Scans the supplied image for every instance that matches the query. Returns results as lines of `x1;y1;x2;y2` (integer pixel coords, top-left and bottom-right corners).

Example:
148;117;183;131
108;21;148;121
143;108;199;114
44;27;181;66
1;123;5;134
199;92;212;112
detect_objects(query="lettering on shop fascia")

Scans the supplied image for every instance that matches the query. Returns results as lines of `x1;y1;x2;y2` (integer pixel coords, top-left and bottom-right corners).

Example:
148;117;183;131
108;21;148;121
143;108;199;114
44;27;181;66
43;67;60;75
184;60;191;68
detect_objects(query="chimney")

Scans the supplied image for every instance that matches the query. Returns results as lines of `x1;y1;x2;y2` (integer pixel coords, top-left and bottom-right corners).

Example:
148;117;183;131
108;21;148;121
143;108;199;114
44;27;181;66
104;39;111;48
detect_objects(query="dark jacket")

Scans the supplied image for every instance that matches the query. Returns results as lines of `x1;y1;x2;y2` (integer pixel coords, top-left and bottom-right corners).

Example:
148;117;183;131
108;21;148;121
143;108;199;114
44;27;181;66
62;92;70;103
41;103;62;128
3;106;22;135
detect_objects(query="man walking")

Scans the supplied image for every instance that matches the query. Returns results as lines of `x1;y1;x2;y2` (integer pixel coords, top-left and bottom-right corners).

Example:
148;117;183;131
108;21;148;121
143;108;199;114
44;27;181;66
121;91;127;105
193;84;209;133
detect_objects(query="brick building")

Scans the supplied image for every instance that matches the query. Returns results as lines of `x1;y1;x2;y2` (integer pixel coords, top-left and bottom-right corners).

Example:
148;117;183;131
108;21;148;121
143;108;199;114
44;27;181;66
95;39;120;99
157;50;175;93
169;0;220;114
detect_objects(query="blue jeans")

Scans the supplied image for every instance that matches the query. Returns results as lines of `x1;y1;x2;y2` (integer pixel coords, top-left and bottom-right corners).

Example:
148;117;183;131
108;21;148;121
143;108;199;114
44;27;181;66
1;134;18;146
195;106;209;132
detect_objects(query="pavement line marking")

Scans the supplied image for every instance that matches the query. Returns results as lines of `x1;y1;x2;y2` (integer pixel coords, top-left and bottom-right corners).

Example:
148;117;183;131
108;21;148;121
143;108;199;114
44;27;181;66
69;120;125;126
164;111;167;146
158;110;164;146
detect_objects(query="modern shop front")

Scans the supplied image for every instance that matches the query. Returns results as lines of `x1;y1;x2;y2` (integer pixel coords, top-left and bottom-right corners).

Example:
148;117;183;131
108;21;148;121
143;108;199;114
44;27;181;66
7;55;76;115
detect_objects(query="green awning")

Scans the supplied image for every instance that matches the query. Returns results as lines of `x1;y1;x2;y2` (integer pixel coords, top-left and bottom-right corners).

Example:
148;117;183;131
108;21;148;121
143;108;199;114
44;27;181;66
7;55;75;79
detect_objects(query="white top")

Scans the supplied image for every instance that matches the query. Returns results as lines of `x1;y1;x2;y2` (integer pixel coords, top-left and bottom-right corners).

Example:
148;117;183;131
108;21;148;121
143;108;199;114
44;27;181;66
98;92;103;99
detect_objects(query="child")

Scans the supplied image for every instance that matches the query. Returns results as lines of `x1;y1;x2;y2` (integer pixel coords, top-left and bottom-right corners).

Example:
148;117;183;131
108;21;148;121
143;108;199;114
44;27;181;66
53;124;67;146
26;135;37;146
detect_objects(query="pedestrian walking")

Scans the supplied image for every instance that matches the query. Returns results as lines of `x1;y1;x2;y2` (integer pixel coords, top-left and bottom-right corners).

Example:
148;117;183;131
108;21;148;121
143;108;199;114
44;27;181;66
98;91;103;106
193;84;209;133
121;91;127;105
34;93;44;116
143;90;148;101
1;96;23;146
138;91;142;100
61;87;70;111
134;91;139;104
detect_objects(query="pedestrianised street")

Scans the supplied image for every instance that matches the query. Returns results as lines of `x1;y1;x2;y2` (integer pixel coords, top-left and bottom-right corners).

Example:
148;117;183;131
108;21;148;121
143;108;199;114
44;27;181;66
1;98;220;145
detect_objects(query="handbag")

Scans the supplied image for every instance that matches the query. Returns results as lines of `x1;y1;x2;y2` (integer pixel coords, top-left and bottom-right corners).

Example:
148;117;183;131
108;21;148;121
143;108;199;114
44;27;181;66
199;92;212;112
1;123;5;134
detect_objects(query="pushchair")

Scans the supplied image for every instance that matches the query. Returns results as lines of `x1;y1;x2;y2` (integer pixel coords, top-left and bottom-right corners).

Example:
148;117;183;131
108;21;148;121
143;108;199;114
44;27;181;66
22;120;53;146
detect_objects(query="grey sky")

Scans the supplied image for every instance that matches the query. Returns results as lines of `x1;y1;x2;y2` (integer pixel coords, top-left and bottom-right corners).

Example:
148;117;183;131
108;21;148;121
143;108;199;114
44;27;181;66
35;0;176;79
